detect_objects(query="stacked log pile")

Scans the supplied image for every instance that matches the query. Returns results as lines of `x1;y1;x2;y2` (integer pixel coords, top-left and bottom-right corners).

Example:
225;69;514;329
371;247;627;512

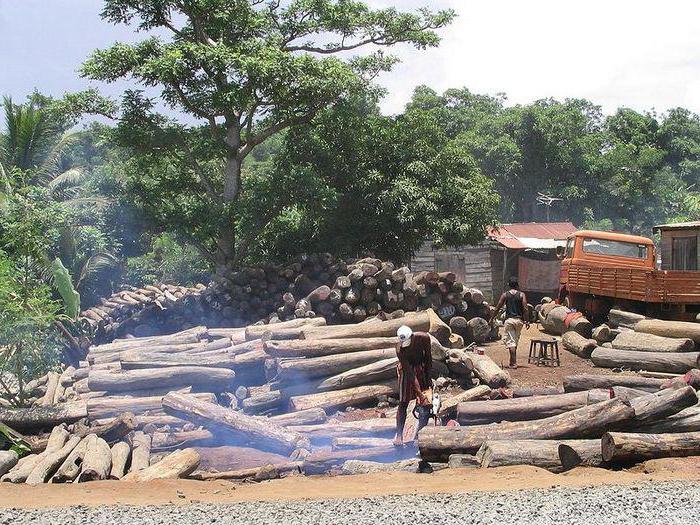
1;309;513;483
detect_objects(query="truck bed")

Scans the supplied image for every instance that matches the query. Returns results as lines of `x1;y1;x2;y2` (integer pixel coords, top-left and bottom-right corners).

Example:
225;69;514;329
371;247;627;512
566;263;700;304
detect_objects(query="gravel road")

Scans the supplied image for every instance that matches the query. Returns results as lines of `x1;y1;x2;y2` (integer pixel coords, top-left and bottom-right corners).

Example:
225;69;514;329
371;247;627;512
1;481;696;525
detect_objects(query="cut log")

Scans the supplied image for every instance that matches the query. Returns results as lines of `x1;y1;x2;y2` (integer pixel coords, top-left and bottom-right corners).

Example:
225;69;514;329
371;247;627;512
0;451;18;478
562;332;597;359
456;390;609;426
463;352;510;388
602;431;700;463
610;386;650;401
122;448;200;481
510;386;565;397
636;405;700;433
418;397;635;462
38;372;60;406
88;367;236;394
129;431;151;472
466;318;490;345
608;309;646;329
0;402;87;433
612;331;695;353
109;441;131;479
289;418;396;441
542;305;592;337
71;412;137;445
303;446;413;475
635;319;700;344
272;348;396;383
447;454;480;468
77;435;111;482
268;408;327;427
437;385;492;418
245;317;326;340
318;357;398;391
477;439;594;472
288;383;397;412
331;437;394;451
51;435;90;483
26;435;81;485
87;393;216;420
242;391;283;414
301;311;432;340
626;385;698;425
590;347;700;374
557;440;604;470
1;425;69;483
151;429;214;451
191;461;302;481
162;392;309;454
119;351;241;370
592;324;613;344
563;374;665;393
263;337;398;358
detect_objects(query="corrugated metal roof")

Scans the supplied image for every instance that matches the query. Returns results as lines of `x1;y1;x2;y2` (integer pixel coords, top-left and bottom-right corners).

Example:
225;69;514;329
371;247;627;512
488;222;577;250
653;221;700;232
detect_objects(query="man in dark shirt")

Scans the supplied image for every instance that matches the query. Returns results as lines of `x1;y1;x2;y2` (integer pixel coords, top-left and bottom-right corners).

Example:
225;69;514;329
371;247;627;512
394;326;432;446
490;277;529;368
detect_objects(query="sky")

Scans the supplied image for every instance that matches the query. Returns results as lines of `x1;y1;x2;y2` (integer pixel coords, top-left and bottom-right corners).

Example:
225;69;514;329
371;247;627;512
2;0;700;117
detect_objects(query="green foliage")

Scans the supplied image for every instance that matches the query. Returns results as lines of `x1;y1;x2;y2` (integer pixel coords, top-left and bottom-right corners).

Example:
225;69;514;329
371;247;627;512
51;258;80;320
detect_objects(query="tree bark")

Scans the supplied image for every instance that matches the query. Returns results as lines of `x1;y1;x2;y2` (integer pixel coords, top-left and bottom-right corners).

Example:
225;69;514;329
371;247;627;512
288;383;397;412
634;319;700;344
26;435;82;484
318;357;398;390
109;441;131;479
51;435;90;483
557;440;604;470
602;431;700;463
463;352;510;388
77;435;112;482
612;331;695;353
456;390;609;426
162;392;310;455
590;347;700;374
437;385;491;418
418;397;635;462
562;332;598;359
563;374;665;393
0;402;87;433
263;337;398;358
122;448;200;481
88;367;236;394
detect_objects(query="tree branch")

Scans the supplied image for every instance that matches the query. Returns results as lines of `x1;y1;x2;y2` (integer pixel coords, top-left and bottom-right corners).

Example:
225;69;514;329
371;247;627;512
238;107;323;159
178;138;219;202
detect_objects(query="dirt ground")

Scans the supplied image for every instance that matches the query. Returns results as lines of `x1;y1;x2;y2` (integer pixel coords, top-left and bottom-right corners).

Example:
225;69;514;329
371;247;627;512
3;459;700;509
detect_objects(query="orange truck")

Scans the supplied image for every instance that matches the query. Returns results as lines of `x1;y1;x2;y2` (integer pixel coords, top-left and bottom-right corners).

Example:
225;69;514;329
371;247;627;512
558;230;700;322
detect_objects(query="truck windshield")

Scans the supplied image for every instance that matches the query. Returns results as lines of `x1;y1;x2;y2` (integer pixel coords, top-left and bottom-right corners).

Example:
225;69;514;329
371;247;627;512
582;238;648;259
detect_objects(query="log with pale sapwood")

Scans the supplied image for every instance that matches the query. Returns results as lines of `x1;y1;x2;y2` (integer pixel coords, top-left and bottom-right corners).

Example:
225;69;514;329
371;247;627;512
562;332;598;358
77;435;112;482
1;425;69;483
602;431;700;463
86;393;216;420
437;385;492;418
418;397;635;462
612;331;695;353
245;317;326;340
557;440;604;470
318;357;398;391
52;435;90;483
267;407;327;427
109;441;131;479
590;347;700;374
634;319;700;344
456;390;609;426
270;348;396;383
25;435;81;485
129;431;151;473
122;448;200;481
463;352;510;388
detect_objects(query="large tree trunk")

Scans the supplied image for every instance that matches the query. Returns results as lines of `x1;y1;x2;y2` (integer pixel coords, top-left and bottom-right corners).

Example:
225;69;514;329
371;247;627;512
625;385;698;425
270;348;396;383
542;306;592;337
608;309;646;329
463;352;510;388
612;331;695;353
318;357;398;390
0;402;87;433
563;374;665;393
437;385;492;418
122;448;200;481
636;405;700;433
476;439;594;472
418;398;635;462
557;440;604;470
634;319;700;344
288;383;397;412
590;347;700;374
162;392;310;454
88;367;236;394
602;431;700;463
456;390;609;426
263;337;398;358
562;332;598;359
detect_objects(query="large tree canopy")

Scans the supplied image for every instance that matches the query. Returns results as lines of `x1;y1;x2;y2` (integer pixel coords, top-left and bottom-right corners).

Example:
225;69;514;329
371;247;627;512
67;0;455;269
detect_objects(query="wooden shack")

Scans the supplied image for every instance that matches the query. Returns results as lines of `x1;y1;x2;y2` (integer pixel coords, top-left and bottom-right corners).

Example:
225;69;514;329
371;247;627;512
653;221;700;270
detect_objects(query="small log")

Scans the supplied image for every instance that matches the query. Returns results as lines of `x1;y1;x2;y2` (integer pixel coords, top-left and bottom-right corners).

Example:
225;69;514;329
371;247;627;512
109;441;131;479
242;391;283;414
466;318;490;344
263;337;397;358
318;357;398;390
288;383;397;412
301;310;433;340
272;348;395;383
191;461;302;481
562;332;597;359
418;397;635;462
87;393;216;420
129;431;151;472
592;324;613;344
26;435;82;485
122;448;200;481
38;372;60;407
0;451;19;478
151;429;214;451
463;352;510;388
1;425;69;483
0;402;88;433
611;331;695;353
608;309;646;329
88;367;236;394
626;385;698;425
635;319;700;344
332;437;394;451
289;418;396;441
303;446;413;475
563;374;665;393
456;390;609;426
590;347;700;374
245;317;326;341
52;435;90;483
437;385;492;418
268;408;327;427
477;439;593;472
557;440;604;470
602;431;700;463
447;454;480;468
77;435;112;482
162;392;310;455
